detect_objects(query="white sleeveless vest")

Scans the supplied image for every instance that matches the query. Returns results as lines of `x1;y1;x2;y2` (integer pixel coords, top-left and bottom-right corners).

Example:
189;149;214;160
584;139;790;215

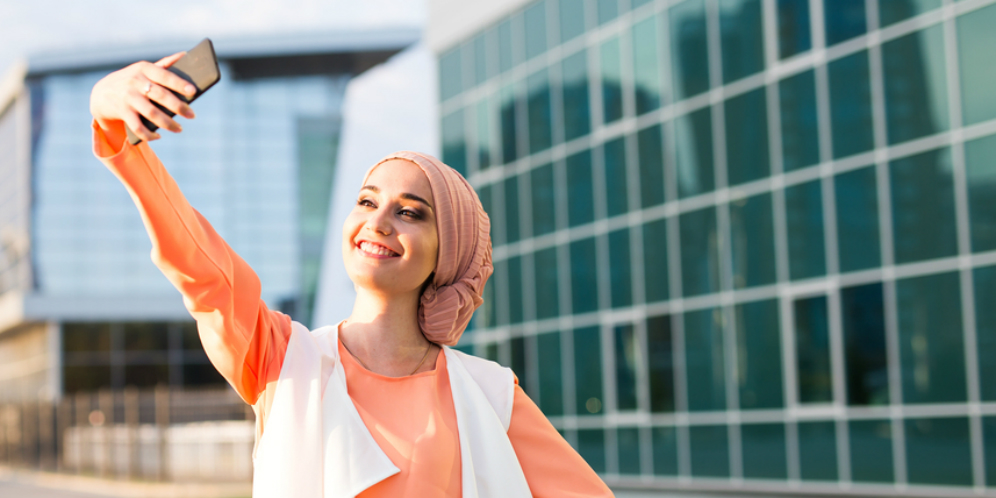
251;322;532;498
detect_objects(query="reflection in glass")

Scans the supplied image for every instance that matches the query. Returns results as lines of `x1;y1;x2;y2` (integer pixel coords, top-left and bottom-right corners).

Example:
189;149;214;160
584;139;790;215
741;423;787;479
835;166;881;272
896;272;966;404
965;134;996;252
824;0;867;46
795;296;832;403
975;266;996;401
670;0;710;100
609;230;632;308
603;137;628;217
617;427;641;474
441;109;467;175
473;34;488;86
500;84;519;163
528;70;553;154
498;18;514;73
829;50;874;158
600;37;624;124
957;4;996;125
680;207;720;296
531;163;556;236
643;219;670;303
890;148;957;264
537;332;563;415
675;108;715;198
631;16;662;114
561;51;592;141
597;0;618;25
777;0;811;59
984;417;996;485
534;247;559;319
653;427;679;475
842;283;888;405
504;175;521;244
779;70;820;171
735;299;783;409
475;98;492;170
689;425;730;477
725;88;770;185
730;193;776;288
905;417;972;486
637;124;665;208
439;47;462;101
719;0;764;83
63;323;111;352
524;1;547;61
879;0;941;27
574;326;604;414
511;336;527;390
559;0;586;43
882;25;949;145
615;324;638;410
570;238;599;313
123;322;168;351
508;256;524;324
647;315;674;412
493;259;509;325
124;364;169;387
849;419;894;483
685;308;726;411
577;429;606;472
477;184;496;243
785;180;826;280
566;149;595;227
798;421;838;481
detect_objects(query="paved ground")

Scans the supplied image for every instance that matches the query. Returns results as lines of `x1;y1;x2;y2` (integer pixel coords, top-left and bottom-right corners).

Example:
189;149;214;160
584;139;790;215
0;467;250;498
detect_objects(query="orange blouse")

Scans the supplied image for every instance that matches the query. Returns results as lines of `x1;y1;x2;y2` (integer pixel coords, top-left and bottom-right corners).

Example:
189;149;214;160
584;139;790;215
93;120;612;497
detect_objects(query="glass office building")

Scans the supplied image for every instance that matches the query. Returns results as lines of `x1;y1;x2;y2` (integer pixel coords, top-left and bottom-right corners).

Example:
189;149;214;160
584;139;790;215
437;0;996;494
0;31;416;399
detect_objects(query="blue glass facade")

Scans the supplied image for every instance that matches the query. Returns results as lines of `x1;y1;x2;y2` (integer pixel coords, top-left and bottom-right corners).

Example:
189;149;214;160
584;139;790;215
438;0;996;493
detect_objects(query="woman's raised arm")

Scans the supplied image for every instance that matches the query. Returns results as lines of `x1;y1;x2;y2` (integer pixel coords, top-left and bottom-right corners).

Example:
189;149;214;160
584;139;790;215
90;54;292;406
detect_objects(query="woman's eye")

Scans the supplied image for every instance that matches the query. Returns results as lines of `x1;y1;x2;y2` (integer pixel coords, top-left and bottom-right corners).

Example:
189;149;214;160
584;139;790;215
357;199;375;208
400;209;421;219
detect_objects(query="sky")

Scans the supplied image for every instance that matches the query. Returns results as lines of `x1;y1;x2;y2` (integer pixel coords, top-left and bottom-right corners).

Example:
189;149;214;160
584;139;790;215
0;0;425;79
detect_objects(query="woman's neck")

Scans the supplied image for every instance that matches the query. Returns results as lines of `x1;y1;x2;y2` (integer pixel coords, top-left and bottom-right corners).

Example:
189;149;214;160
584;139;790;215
340;287;436;377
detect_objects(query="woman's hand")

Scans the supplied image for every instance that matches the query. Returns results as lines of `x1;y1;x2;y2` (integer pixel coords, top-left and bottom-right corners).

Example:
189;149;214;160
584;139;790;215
90;52;198;144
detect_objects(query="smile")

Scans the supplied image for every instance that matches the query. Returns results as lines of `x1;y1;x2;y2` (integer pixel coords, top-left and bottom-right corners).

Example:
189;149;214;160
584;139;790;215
358;241;400;258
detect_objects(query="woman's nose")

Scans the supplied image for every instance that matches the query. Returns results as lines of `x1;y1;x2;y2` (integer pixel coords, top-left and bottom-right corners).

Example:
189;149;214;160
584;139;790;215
365;209;393;235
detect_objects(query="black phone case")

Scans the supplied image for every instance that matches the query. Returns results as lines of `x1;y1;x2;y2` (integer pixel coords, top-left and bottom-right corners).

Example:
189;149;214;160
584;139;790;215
126;38;221;145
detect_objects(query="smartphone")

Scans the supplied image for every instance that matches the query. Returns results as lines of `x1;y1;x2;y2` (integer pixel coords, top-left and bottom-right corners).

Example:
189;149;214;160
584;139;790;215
126;38;221;145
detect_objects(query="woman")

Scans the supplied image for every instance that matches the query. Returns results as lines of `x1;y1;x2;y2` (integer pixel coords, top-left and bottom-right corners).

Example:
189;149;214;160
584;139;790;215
90;52;613;497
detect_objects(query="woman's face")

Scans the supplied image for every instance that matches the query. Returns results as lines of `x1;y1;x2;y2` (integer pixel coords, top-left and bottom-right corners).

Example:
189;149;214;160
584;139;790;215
342;159;438;296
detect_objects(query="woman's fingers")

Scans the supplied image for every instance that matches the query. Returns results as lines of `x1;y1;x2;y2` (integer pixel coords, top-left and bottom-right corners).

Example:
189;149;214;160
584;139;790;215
122;110;160;142
155;51;185;68
135;76;195;119
128;92;182;133
141;62;197;100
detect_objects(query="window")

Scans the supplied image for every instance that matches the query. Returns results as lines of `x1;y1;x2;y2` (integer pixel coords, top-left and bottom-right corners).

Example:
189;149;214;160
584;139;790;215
685;307;727;411
889;148;958;264
566;149;595;227
741;423;788;479
559;0;586;43
561;51;591;141
882;25;949;145
735;299;784;409
670;0;710;100
498;18;515;73
504;175;521;244
531;163;556;236
574;326;604;414
849;419;894;483
524;1;548;61
957;4;996;125
500;83;519;163
798;421;838;481
689;425;730;477
905;417;972;486
652;427;679;475
779;69;820;171
637;124;665;208
570;238;599;313
730;193;776;288
533;246;560;319
680;207;720;296
439;47;463;101
614;323;638;410
724;87;770;185
632;15;662;114
842;283;888;405
965;134;996;252
537;332;563;415
834;166;881;272
975;266;996;401
795;295;832;403
642;218;670;303
647;315;674;412
829;50;874;158
577;429;606;472
508;256;524;324
675;108;715;198
617;427;641;474
475;98;493;170
879;0;941;26
597;0;618;25
603;137;629;217
785;180;826;280
778;0;812;59
441;109;467;175
719;0;765;83
472;33;488;86
824;0;867;46
600;37;624;124
609;229;633;308
527;69;553;154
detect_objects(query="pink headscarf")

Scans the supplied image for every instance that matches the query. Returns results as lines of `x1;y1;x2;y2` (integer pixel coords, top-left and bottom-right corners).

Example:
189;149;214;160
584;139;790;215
363;151;492;346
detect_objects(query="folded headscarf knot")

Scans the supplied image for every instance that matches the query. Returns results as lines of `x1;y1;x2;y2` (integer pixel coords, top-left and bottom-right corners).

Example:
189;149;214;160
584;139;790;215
364;151;493;346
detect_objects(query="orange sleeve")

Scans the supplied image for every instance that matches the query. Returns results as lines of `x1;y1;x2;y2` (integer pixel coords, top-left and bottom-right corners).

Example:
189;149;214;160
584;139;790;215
92;120;291;405
507;385;614;497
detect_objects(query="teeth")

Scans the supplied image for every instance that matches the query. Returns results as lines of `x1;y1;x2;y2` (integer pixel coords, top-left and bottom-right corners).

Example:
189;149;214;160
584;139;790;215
359;241;397;257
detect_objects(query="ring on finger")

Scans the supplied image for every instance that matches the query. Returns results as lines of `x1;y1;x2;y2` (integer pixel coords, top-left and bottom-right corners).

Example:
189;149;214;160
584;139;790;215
143;82;153;95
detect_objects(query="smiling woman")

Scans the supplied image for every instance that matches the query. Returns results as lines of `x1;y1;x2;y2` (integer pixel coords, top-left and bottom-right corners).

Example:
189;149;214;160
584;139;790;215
88;54;612;497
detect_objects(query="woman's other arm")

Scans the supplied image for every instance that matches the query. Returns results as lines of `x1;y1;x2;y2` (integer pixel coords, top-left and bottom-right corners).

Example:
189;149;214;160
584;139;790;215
90;54;291;405
507;385;614;497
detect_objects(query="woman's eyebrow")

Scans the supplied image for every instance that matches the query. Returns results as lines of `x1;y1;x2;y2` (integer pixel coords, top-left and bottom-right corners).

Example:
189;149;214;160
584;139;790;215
361;185;434;210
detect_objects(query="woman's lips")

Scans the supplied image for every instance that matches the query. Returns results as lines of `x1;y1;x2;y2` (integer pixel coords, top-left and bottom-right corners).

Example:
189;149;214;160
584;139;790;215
357;240;400;258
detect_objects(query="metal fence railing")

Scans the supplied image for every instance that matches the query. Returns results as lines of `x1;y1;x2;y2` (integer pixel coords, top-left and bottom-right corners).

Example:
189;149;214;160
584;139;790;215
0;386;254;481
